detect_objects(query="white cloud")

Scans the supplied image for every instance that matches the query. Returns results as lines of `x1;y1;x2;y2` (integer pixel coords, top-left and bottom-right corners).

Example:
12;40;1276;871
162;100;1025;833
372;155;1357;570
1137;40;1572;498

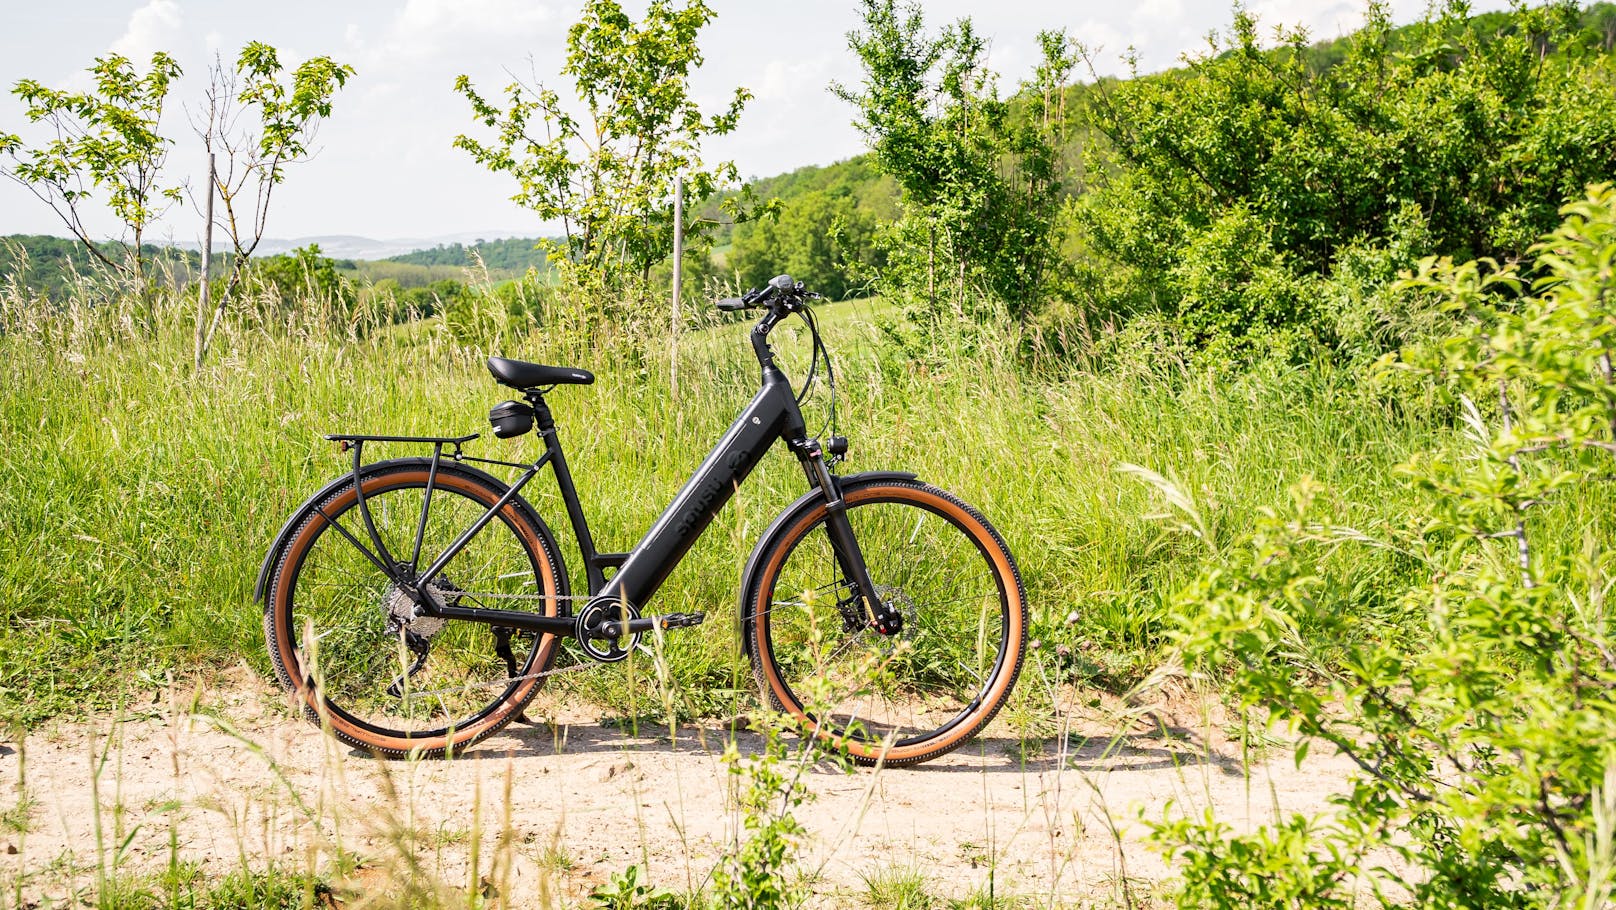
1132;0;1185;26
1245;0;1365;42
1069;19;1134;73
366;0;557;64
754;58;828;102
109;0;184;62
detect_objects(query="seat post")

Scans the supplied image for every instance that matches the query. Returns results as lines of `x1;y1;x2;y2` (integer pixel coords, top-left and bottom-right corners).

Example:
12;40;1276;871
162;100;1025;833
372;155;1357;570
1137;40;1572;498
524;388;555;431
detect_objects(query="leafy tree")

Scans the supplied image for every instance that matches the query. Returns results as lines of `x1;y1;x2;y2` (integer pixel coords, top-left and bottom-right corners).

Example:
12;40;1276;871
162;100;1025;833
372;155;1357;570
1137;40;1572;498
252;243;352;306
1079;1;1616;349
0;53;183;294
728;189;885;300
193;43;354;365
835;0;1068;325
454;0;753;333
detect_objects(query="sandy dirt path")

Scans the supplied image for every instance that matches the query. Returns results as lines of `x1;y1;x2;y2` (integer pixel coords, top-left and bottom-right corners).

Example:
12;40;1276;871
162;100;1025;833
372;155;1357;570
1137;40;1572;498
0;681;1357;907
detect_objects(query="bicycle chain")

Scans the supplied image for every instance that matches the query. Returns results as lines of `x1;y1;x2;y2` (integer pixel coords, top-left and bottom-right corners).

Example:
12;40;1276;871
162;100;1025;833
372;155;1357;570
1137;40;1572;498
399;626;655;702
397;590;694;701
453;591;585;601
400;657;614;701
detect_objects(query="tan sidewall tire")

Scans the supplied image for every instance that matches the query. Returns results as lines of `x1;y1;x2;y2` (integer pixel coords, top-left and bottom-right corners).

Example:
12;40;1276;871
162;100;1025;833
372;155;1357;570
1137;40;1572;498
266;467;561;758
750;482;1026;766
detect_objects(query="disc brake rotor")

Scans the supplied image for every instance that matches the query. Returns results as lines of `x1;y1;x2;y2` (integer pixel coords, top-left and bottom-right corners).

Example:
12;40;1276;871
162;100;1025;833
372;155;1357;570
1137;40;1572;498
872;585;917;646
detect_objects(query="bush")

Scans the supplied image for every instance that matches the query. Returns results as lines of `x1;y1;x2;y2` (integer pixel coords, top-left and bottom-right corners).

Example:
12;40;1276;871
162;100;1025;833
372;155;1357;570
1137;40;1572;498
728;188;885;300
1151;186;1616;908
1080;2;1616;350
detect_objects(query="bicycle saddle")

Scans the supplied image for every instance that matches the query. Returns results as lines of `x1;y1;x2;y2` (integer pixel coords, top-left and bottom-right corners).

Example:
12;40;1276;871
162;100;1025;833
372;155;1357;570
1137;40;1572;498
486;356;595;389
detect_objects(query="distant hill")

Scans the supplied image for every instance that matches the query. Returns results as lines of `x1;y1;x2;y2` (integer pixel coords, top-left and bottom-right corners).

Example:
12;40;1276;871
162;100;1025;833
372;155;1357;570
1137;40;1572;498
0;235;199;299
174;231;546;261
0;232;552;297
702;155;898;250
6;2;1610;304
385;237;552;274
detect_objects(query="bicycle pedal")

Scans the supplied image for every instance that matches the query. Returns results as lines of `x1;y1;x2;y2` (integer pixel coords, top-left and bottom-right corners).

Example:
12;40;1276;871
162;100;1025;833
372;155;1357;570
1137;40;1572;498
656;612;706;630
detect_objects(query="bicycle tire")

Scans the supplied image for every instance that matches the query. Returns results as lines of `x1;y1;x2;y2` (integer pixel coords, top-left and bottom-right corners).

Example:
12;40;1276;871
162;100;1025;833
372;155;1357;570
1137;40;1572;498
263;461;565;758
746;479;1027;766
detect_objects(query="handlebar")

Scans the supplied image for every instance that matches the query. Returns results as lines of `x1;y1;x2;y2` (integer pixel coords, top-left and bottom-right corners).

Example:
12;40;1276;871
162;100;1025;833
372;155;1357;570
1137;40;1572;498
717;273;819;311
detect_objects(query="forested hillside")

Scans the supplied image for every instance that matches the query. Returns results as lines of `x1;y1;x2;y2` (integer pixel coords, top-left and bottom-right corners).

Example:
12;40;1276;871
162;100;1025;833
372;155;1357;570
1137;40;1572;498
724;0;1616;315
384;236;551;272
0;234;198;299
10;3;1609;313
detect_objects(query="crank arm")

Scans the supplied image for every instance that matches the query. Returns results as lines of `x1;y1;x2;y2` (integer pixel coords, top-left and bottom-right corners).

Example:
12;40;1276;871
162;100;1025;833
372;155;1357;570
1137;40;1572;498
598;611;706;639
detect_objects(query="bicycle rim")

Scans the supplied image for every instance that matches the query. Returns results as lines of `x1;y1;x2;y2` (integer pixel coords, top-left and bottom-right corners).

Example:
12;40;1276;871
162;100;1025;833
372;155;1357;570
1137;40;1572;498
752;482;1025;765
268;467;561;752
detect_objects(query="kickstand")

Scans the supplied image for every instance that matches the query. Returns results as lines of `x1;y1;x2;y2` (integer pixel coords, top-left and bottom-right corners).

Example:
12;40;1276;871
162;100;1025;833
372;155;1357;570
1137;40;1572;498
492;627;531;724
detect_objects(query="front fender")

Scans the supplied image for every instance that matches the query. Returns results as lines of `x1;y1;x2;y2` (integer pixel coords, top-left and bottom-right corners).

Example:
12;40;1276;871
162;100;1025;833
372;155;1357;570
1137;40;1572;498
735;470;919;661
253;457;565;603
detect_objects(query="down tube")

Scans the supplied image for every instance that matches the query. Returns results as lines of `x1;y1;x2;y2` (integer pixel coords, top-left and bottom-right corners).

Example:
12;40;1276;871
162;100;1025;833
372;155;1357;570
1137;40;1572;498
602;374;802;607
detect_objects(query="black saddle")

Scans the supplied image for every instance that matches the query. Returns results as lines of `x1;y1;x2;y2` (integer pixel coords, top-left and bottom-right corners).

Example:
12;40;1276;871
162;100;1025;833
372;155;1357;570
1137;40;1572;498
486;356;595;389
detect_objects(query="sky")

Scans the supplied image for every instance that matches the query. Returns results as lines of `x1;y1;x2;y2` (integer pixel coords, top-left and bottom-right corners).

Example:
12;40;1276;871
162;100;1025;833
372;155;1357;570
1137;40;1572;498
0;0;1516;245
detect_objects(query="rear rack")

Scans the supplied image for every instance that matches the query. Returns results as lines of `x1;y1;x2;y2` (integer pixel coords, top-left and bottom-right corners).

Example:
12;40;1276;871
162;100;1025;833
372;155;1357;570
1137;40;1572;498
318;432;486;581
324;433;479;445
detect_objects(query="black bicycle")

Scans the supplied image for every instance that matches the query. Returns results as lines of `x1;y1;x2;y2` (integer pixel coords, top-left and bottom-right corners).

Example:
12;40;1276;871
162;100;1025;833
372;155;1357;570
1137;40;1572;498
256;275;1027;766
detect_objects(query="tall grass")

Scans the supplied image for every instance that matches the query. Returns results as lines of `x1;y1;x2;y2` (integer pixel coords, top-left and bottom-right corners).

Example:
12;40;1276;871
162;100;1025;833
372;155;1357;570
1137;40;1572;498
0;276;1445;728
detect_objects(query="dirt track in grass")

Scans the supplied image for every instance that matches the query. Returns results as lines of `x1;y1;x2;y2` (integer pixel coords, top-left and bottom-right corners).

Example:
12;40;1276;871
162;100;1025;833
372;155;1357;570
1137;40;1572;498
0;676;1357;907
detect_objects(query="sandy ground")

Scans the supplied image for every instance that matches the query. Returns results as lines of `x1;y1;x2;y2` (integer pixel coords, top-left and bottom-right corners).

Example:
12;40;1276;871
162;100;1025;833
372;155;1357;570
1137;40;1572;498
0;677;1359;907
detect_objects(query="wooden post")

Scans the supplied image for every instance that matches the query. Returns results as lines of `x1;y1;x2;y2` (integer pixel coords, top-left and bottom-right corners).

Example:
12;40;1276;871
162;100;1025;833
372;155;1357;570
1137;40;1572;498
671;172;683;400
193;152;215;372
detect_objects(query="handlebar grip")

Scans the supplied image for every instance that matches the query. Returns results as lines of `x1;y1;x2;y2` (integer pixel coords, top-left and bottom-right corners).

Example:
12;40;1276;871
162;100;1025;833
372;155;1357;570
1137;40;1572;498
716;297;748;312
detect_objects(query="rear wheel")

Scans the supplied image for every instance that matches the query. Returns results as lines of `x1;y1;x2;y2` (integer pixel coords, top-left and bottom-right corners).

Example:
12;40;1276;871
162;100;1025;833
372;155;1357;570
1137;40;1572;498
747;480;1027;766
263;463;565;757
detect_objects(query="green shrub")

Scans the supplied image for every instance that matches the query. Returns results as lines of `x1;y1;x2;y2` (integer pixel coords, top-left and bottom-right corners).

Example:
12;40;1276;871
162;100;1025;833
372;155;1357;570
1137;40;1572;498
1152;185;1616;908
1080;2;1616;351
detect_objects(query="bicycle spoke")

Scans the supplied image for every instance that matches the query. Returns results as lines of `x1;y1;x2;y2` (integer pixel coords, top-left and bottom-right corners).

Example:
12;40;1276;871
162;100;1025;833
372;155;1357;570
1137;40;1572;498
269;468;563;749
753;487;1023;763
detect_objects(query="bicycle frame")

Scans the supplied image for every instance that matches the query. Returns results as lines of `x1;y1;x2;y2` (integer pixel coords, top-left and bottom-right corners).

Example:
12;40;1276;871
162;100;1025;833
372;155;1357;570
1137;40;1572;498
292;303;888;641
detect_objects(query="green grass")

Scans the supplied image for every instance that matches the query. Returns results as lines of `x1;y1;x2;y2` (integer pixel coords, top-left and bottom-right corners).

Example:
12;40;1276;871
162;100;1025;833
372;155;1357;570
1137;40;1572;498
0;282;1461;728
861;865;937;909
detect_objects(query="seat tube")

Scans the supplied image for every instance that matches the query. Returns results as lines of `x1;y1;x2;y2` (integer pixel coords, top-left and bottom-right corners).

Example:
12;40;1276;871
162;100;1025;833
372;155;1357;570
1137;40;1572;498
529;391;608;594
800;444;901;634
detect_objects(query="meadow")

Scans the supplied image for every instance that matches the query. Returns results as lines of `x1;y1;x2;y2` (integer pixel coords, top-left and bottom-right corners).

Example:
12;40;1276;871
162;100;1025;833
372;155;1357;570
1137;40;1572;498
0;272;1446;734
8;193;1616;907
4;0;1616;902
0;270;1447;908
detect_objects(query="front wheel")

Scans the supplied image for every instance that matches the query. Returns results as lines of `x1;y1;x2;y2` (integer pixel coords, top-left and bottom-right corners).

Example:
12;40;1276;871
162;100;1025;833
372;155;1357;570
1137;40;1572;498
746;480;1027;766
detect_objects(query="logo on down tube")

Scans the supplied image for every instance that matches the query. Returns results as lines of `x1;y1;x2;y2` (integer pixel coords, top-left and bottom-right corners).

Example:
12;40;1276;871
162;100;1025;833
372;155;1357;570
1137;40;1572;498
674;449;751;538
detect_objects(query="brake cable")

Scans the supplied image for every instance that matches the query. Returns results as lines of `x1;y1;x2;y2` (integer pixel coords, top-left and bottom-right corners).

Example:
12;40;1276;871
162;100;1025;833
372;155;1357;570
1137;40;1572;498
795;300;839;443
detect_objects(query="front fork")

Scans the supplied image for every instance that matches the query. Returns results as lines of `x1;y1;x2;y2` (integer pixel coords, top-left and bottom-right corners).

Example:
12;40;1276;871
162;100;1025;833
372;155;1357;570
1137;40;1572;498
797;440;903;635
